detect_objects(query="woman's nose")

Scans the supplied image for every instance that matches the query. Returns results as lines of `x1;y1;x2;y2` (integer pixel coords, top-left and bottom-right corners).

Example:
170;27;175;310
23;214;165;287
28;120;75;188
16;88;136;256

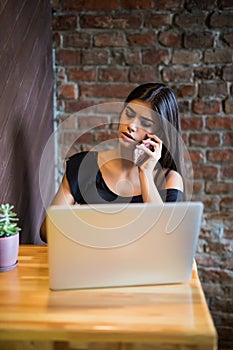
127;117;139;132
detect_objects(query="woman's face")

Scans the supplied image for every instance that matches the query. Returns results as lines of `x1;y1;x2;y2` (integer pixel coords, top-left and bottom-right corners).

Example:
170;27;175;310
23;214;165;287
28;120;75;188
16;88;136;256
118;99;161;147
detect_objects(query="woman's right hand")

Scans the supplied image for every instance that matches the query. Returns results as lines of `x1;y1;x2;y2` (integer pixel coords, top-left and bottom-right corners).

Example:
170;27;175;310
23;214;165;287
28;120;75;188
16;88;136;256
134;134;162;171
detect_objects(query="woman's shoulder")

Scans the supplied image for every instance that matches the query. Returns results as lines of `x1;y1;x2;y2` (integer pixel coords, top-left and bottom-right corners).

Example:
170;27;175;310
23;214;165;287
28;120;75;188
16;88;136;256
154;167;183;191
66;151;98;164
164;168;183;192
66;151;99;179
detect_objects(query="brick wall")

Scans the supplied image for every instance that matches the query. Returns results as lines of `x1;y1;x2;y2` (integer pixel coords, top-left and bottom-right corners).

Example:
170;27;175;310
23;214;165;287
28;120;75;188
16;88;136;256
51;1;233;348
0;0;54;244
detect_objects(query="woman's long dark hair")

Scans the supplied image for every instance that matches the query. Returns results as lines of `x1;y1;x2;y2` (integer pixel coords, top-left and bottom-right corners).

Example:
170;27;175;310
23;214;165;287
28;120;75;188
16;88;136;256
125;83;184;178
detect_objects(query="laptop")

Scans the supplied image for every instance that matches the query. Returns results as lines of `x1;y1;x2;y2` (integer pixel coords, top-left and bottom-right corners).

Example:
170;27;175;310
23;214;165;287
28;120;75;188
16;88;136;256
46;202;203;290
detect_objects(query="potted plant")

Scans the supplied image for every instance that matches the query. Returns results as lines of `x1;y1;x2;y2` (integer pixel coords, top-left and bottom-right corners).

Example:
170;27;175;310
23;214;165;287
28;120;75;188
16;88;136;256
0;203;21;272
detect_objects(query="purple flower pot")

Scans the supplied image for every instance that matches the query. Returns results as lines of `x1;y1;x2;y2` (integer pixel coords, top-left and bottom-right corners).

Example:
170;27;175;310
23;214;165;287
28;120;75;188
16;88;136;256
0;233;19;272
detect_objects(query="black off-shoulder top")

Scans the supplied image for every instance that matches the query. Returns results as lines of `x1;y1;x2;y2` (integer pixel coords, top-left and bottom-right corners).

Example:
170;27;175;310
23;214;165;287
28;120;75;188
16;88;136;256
66;151;183;205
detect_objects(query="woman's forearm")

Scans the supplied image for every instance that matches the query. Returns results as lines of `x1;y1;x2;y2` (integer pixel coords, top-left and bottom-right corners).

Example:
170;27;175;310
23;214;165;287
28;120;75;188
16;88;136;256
139;169;163;204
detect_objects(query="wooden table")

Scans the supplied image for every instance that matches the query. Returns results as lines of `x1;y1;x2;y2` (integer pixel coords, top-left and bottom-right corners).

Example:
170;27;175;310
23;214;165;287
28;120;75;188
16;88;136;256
0;245;217;350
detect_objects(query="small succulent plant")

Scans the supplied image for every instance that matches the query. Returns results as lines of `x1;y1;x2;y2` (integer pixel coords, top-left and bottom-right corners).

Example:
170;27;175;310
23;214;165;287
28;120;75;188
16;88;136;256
0;204;21;237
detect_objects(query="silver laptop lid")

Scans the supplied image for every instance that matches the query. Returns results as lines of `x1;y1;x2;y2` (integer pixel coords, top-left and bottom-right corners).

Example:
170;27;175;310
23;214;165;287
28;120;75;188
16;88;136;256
47;202;203;290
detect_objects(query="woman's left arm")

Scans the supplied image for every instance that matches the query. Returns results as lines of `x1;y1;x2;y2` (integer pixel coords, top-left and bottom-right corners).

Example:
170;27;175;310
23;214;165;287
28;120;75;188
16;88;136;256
139;168;163;203
137;134;183;203
137;133;164;203
139;168;183;203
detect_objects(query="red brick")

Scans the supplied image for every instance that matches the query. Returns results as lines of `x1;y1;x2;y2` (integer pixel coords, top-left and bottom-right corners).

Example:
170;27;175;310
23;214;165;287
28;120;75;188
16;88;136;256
80;14;141;29
181;116;203;130
56;49;81;66
67;68;96;82
208;241;232;256
207;149;233;163
174;13;207;29
60;114;77;129
172;85;196;98
189;150;205;163
53;33;62;48
178;101;190;114
193;179;204;195
201;268;233;283
224;99;233;113
94;102;123;115
182;131;189;143
62;131;94;146
155;0;183;9
94;32;125;47
99;68;129;82
192;100;222;114
222;132;233;146
172;49;200;65
52;15;77;31
162;67;192;82
145;14;171;28
63;0;118;10
120;0;153;9
201;197;220;213
158;30;181;47
185;0;217;10
78;116;109;129
189;133;220;147
193;165;218;179
64;33;91;48
94;131;118;143
127;31;156;46
80;83;136;99
210;12;233;27
110;50;128;65
195;253;221;267
82;50;109;65
58;83;78;99
198;83;228;98
184;31;214;48
223;32;233;47
223;226;233;240
206;181;233;194
222;66;233;81
192;180;204;194
220;0;233;9
221;165;233;179
125;50;141;65
57;99;65;111
56;67;67;83
51;0;61;11
129;66;159;83
220;197;233;211
194;67;219;80
204;49;232;64
65;100;96;113
142;49;169;65
206;116;233;130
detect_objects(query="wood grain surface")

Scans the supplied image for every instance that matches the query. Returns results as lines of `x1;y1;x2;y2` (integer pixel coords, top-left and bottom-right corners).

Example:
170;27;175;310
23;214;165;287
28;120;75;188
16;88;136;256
0;245;217;350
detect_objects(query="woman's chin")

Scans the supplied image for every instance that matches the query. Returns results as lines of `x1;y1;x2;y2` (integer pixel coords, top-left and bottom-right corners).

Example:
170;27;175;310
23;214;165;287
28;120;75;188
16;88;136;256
119;137;136;150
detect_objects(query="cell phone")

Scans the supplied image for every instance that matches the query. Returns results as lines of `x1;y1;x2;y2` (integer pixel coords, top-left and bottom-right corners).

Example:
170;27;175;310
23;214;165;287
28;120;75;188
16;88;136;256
133;137;155;167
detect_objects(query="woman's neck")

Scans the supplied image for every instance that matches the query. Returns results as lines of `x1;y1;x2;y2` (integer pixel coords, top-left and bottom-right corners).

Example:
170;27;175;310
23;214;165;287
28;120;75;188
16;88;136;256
98;143;137;175
115;142;136;168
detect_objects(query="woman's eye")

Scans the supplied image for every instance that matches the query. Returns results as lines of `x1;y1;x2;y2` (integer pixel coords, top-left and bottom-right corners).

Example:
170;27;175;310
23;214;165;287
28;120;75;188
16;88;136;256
141;120;153;128
125;109;135;119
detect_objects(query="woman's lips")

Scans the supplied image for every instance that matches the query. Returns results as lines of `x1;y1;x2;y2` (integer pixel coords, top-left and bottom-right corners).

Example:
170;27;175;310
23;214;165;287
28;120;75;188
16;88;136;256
121;132;136;142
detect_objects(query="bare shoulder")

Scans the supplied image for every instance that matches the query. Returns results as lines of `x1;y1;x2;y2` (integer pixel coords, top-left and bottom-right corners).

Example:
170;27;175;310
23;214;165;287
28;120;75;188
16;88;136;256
165;169;184;192
51;174;75;205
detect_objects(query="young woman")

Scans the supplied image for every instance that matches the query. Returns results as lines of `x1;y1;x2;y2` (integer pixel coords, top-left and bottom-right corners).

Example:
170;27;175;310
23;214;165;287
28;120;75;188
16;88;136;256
40;83;184;242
